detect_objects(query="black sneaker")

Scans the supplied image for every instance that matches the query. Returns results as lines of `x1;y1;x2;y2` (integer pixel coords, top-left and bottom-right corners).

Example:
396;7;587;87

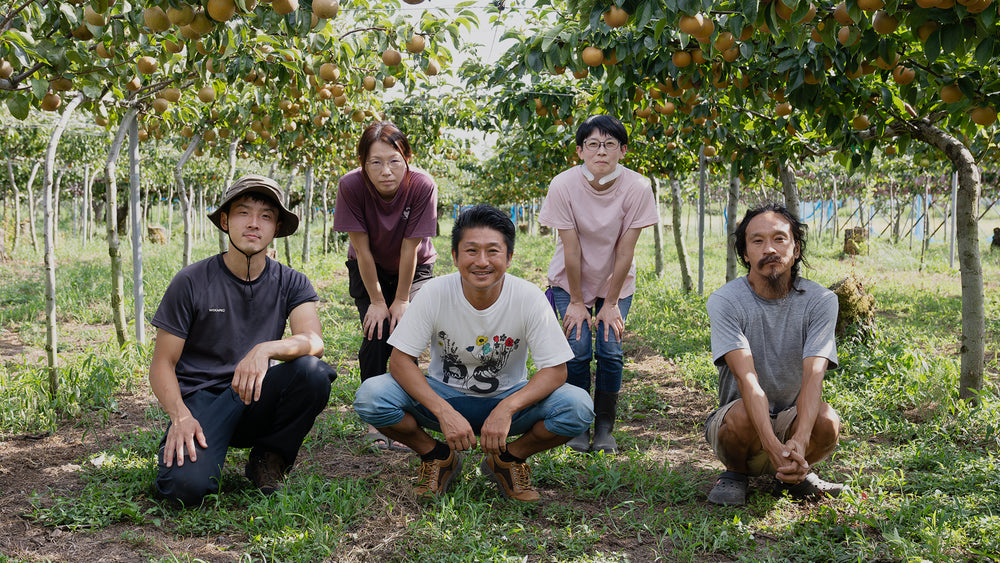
246;449;287;495
774;472;845;500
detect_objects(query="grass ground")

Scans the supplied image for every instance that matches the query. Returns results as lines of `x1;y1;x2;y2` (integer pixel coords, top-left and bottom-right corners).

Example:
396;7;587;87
0;209;998;562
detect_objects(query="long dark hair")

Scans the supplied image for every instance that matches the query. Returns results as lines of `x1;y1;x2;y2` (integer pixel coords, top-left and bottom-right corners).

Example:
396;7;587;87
733;202;808;284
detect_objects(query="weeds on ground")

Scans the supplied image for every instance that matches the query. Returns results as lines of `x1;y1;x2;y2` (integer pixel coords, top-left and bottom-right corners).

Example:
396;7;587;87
0;342;147;434
5;221;1000;561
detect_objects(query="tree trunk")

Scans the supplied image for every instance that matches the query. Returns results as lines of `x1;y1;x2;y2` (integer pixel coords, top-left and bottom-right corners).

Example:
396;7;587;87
167;184;174;236
949;171;958;269
220;141;238;253
921;185;930;265
43;93;84;395
831;178;839;246
174;136;201;268
105;107;138;348
53;168;64;251
7;158;21;253
302;165;313;265
669;172;693;293
726;162;740;283
72;190;79;238
25;161;40;253
649;174;664;277
901;118;985;401
283;167;297;266
779;158;800;220
321;178;329;255
697;149;707;295
128;115;145;346
194;183;203;242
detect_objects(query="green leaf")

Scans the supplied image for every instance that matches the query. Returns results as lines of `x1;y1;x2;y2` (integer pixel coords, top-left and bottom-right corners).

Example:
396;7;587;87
6;94;29;120
637;1;653;28
541;24;565;52
974;35;994;66
83;84;104;99
30;78;47;100
940;22;962;55
924;29;941;61
654;16;669;42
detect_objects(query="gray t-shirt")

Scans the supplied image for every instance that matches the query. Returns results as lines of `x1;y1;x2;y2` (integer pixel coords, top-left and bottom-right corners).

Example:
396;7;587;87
706;276;838;415
151;254;318;396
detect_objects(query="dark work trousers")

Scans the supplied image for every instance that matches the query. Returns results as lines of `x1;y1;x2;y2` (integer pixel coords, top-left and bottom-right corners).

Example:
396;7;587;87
347;259;433;381
155;355;336;506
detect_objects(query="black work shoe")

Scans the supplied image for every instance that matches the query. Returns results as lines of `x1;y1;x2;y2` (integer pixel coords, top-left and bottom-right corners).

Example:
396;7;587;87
566;428;590;453
774;472;845;500
245;449;287;495
708;471;748;506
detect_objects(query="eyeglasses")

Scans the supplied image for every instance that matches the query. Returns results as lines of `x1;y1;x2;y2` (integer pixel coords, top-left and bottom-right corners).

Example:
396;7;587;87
582;139;621;152
366;158;406;171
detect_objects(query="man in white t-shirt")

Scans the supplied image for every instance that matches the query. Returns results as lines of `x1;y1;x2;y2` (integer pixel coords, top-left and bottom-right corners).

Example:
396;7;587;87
354;205;594;502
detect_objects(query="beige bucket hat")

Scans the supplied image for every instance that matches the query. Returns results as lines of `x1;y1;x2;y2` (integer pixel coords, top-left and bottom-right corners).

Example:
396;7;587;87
208;174;299;238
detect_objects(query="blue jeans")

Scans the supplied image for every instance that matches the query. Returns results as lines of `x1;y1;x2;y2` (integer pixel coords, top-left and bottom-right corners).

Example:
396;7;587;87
550;286;633;394
353;374;594;438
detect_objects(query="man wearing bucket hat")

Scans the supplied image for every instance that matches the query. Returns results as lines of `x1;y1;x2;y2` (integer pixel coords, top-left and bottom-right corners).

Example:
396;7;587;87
149;174;336;505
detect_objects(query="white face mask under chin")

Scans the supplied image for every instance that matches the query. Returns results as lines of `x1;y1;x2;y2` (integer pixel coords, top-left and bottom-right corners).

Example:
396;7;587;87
581;163;623;186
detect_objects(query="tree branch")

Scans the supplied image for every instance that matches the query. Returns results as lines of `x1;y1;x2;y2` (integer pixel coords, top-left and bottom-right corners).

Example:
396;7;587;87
1;0;45;32
339;26;387;40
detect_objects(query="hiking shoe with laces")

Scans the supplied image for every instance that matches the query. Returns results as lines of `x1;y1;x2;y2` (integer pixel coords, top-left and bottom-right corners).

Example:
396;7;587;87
773;472;846;501
480;453;540;502
415;449;463;500
245;449;287;495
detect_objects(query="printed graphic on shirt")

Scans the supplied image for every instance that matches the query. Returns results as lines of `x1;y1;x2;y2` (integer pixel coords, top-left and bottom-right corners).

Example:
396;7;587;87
437;331;521;395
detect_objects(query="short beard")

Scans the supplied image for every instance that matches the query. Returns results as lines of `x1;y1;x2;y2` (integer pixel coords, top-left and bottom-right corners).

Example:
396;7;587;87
758;256;791;296
764;270;791;296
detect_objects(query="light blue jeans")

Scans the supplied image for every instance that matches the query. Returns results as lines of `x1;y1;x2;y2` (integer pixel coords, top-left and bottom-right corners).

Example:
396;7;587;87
353;373;594;438
550;286;633;394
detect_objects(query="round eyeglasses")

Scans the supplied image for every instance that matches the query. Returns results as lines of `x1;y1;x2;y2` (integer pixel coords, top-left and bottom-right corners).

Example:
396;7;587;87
366;158;406;171
582;139;620;152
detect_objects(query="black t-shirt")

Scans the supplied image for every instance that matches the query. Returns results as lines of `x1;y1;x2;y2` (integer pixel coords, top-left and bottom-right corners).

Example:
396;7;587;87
151;254;319;396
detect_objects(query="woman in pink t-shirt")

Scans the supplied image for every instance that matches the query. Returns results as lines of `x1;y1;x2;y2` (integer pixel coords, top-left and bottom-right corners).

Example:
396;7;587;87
538;115;659;454
333;121;438;450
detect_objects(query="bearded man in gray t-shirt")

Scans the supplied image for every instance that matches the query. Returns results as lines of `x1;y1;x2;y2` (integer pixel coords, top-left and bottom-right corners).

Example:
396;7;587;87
704;203;844;506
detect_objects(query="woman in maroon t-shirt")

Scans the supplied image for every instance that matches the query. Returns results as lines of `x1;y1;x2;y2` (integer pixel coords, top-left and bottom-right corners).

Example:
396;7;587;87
333;121;438;450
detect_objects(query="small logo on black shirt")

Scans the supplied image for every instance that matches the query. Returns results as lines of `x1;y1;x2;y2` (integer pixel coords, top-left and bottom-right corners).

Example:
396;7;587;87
209;308;226;313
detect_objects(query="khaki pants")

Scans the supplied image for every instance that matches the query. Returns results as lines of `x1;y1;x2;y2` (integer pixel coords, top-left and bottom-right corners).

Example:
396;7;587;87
705;400;798;476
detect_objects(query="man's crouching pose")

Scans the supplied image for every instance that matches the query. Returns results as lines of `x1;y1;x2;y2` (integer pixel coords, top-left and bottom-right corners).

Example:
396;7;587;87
354;204;594;502
705;202;844;506
150;175;336;505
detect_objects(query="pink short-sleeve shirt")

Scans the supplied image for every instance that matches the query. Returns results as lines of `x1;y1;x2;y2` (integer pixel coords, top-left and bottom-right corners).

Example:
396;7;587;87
538;165;658;306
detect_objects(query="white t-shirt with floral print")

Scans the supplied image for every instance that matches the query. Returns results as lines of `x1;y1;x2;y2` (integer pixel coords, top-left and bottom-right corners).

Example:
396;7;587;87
388;272;573;397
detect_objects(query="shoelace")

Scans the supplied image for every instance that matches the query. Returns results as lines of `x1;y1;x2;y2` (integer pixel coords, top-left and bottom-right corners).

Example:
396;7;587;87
418;459;439;490
510;461;533;491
